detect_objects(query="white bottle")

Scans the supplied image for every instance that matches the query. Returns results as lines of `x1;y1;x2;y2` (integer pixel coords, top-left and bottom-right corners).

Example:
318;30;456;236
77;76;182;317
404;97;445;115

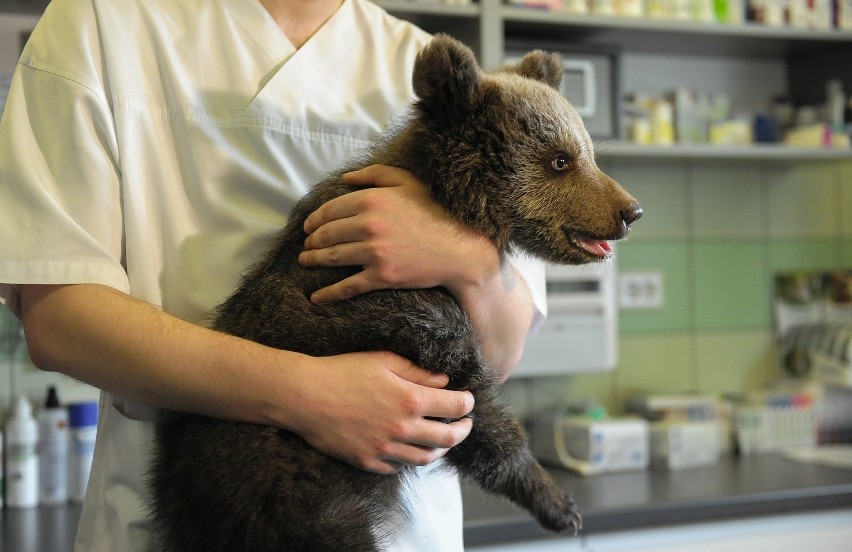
68;402;98;503
5;395;40;508
38;386;69;505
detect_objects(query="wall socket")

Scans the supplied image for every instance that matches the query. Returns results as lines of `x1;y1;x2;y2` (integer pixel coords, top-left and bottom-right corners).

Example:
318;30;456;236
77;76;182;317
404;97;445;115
619;271;664;310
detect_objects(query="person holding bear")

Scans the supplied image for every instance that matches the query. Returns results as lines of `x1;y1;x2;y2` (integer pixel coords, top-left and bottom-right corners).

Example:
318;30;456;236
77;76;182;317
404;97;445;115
0;0;546;550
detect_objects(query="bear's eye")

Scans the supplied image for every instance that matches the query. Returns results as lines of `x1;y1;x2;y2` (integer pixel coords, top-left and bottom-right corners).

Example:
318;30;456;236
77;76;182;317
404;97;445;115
551;153;571;171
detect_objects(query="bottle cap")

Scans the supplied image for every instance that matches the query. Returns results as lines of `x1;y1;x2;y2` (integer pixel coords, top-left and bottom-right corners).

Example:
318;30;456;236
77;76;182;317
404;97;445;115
6;395;38;445
13;394;33;420
45;385;61;408
586;405;608;421
69;402;99;428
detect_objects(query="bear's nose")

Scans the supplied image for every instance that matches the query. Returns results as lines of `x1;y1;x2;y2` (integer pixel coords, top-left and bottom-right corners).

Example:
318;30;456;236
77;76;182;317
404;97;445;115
621;203;643;228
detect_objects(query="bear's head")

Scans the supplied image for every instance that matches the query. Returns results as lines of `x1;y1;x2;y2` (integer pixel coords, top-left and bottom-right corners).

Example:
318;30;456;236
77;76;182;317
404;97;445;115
407;35;641;265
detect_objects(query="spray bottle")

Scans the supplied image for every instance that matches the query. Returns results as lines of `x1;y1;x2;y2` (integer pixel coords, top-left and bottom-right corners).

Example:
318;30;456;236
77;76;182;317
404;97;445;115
38;386;69;505
5;395;40;508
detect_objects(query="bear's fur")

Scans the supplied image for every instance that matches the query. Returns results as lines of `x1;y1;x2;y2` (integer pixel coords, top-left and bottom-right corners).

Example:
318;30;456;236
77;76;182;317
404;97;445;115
148;35;641;551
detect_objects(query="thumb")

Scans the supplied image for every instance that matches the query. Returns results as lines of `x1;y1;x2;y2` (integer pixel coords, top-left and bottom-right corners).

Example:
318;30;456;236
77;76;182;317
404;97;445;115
342;164;411;189
388;359;450;389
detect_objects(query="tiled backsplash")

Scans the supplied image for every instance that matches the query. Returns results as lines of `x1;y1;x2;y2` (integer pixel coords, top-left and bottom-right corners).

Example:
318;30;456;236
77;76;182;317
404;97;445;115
3;158;852;421
505;156;852;417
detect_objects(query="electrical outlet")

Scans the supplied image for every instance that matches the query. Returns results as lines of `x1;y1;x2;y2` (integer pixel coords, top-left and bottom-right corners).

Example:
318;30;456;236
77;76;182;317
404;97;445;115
619;271;664;310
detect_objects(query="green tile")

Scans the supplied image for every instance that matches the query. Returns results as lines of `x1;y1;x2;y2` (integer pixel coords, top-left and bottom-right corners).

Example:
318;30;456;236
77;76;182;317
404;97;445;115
768;239;845;272
693;242;770;330
604;158;689;240
614;333;694;411
843;239;852;267
694;330;775;393
691;161;766;238
617;241;691;333
560;372;617;411
840;160;852;237
767;161;840;238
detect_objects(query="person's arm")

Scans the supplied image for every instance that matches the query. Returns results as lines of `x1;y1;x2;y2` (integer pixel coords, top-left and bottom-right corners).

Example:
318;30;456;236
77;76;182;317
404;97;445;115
298;164;537;380
19;283;473;474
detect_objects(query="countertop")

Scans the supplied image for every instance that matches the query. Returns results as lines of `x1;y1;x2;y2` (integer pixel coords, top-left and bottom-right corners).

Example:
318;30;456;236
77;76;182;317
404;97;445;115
463;453;852;546
2;454;851;551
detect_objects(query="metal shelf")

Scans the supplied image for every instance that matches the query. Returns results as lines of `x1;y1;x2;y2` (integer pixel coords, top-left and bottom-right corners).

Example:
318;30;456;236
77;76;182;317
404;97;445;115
500;7;852;56
374;0;480;17
0;1;48;16
595;141;852;161
501;8;852;42
377;2;852;57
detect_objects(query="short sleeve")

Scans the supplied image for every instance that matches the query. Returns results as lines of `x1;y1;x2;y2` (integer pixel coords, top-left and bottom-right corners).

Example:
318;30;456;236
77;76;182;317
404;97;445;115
0;44;128;316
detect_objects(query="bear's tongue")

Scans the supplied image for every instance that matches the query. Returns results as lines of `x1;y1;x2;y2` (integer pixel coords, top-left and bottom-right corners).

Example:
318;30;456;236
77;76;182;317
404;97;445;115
576;237;613;258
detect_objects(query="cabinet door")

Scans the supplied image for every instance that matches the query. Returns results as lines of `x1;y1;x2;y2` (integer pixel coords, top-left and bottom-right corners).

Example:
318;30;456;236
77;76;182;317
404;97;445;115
584;509;852;552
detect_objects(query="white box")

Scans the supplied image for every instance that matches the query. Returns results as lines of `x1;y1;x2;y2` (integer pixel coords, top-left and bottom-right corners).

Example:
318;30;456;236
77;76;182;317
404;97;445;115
650;420;721;470
531;415;649;476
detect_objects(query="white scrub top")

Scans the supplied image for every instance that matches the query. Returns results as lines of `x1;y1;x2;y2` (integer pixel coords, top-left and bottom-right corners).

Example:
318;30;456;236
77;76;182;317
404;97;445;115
0;0;546;550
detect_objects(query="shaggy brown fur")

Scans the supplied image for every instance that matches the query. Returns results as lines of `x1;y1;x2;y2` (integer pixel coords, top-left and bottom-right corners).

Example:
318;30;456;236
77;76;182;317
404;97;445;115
148;35;641;551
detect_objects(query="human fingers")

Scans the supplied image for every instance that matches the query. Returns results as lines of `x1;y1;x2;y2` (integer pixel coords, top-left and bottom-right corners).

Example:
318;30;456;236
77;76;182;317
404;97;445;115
303;187;374;235
408;416;473;450
420;385;475;421
388;361;451;389
298;240;364;269
321;404;472;474
304;269;381;304
302;214;362;251
385;356;475;419
341;164;419;189
377;417;474;468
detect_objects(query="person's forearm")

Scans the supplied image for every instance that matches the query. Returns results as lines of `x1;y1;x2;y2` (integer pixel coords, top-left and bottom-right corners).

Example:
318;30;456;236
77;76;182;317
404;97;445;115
448;254;534;381
19;283;304;426
18;283;475;473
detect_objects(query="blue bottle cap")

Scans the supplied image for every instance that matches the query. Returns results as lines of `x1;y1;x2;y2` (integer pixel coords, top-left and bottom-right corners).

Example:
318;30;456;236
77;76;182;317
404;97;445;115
69;402;99;427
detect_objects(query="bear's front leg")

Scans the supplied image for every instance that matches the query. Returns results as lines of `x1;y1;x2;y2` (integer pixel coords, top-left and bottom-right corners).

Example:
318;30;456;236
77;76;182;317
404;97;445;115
445;392;582;535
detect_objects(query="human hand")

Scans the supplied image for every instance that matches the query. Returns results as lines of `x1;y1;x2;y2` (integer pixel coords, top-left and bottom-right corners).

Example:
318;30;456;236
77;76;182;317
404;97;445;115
287;350;474;474
298;164;500;303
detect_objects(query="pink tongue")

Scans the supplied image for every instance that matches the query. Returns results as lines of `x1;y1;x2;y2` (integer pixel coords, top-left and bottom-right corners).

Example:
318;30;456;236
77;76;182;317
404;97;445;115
576;237;613;258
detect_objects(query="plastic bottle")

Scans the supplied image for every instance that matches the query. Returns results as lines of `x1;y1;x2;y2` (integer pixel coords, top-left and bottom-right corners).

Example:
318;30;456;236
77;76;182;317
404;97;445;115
38;386;69;505
68;401;98;503
5;395;40;508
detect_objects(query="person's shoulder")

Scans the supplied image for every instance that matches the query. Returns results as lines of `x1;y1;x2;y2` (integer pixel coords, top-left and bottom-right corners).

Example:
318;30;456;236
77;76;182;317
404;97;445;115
32;0;96;31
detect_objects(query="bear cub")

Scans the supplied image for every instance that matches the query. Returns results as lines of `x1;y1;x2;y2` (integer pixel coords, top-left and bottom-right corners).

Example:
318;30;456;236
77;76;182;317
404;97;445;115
148;35;641;552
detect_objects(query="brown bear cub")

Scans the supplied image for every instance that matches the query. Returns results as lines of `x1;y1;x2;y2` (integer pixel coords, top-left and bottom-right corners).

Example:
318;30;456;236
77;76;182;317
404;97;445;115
148;35;641;552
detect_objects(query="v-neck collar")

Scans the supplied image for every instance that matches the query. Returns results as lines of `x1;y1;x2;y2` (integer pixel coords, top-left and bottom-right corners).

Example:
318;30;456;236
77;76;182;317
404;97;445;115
223;0;352;67
237;0;360;120
221;0;296;65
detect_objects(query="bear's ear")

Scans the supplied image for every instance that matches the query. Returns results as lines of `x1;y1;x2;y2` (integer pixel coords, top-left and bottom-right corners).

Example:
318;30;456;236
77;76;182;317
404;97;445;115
413;34;482;107
509;50;563;90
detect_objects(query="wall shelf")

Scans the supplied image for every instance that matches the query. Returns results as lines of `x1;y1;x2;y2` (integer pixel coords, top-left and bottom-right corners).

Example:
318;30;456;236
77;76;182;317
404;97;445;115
0;1;47;16
501;7;852;42
595;142;852;161
375;0;480;17
377;2;852;57
501;7;852;57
